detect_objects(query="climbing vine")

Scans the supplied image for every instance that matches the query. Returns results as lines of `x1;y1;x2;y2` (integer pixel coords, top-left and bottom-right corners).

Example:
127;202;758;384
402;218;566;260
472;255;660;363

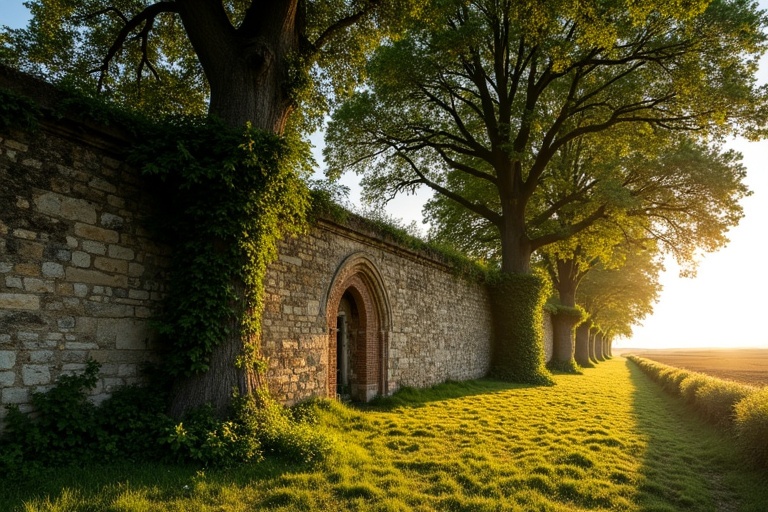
130;117;311;377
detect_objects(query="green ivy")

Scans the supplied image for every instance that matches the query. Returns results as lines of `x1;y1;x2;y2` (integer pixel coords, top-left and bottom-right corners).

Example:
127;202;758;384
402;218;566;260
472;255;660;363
488;272;554;385
0;87;40;131
130;117;311;377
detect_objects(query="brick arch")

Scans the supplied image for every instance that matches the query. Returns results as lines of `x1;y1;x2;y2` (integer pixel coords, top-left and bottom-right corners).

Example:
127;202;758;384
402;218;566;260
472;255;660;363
325;253;391;401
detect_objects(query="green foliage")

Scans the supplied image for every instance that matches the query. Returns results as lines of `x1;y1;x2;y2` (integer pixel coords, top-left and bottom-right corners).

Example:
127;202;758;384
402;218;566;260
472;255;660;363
0;87;41;131
1;360;101;467
734;388;768;468
628;355;767;468
240;392;332;464
0;362;332;475
695;379;754;427
489;272;554;385
130;117;310;376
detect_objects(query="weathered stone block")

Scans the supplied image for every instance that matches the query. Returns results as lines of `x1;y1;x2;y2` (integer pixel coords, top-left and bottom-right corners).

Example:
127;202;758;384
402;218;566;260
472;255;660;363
22;365;50;386
100;213;124;229
29;350;54;363
0;351;16;370
14;263;40;276
42;262;65;278
2;387;29;404
13;228;37;240
0;293;40;310
0;371;15;387
65;267;127;288
23;278;54;293
89;177;117;193
96;318;151;349
74;223;119;244
93;257;128;274
81;240;107;255
17;240;44;259
5;276;22;289
71;251;91;267
108;245;135;261
34;192;97;224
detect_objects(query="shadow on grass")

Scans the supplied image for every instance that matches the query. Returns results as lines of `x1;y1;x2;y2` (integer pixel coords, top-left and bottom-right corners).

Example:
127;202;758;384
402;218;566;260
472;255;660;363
363;377;545;411
0;454;320;511
626;359;768;512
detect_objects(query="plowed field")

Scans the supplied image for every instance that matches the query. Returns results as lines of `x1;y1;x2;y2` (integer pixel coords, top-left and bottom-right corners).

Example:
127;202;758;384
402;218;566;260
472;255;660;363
617;348;768;387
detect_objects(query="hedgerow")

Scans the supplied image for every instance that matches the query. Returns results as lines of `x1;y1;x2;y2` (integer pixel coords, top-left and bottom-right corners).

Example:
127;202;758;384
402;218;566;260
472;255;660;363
628;355;767;467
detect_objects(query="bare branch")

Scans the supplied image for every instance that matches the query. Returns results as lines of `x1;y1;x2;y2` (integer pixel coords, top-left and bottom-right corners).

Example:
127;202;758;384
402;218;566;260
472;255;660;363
92;2;180;92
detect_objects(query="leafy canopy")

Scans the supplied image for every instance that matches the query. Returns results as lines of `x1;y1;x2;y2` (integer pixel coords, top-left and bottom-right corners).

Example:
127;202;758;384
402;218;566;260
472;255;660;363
326;0;767;273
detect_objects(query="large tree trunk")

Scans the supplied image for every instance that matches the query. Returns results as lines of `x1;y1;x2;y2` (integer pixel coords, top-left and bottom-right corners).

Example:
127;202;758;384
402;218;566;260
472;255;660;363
167;0;300;418
594;331;606;361
549;258;581;370
588;326;599;364
574;319;593;367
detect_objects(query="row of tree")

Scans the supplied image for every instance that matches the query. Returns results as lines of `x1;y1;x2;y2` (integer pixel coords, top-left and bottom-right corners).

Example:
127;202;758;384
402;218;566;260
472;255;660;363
3;0;766;411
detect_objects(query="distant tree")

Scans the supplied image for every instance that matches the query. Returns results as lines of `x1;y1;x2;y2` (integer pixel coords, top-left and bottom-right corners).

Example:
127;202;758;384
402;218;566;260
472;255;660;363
326;0;767;381
577;245;664;360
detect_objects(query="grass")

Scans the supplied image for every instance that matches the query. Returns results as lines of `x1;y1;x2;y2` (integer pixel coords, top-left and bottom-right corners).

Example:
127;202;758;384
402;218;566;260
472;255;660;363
2;358;767;511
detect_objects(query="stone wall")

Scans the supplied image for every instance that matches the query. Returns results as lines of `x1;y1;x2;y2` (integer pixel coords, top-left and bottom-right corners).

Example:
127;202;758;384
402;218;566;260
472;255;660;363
0;114;168;426
261;220;494;403
1;69;554;423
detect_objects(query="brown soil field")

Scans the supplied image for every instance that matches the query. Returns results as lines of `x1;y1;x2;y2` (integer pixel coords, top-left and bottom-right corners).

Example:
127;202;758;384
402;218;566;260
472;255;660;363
617;348;768;387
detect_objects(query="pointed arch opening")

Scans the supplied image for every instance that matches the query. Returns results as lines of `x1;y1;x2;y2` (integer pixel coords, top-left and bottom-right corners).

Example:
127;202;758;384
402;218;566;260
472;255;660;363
325;253;391;402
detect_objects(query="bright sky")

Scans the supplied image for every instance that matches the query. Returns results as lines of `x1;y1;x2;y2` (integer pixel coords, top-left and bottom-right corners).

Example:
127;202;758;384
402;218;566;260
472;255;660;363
2;1;766;350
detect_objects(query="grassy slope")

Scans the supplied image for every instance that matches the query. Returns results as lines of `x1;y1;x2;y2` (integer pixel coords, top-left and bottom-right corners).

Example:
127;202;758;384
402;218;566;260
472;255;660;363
4;358;767;511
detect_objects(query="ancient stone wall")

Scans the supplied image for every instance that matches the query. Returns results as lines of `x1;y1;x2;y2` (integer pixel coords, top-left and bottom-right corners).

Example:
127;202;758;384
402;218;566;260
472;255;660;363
0;120;168;425
261;220;494;403
1;69;554;422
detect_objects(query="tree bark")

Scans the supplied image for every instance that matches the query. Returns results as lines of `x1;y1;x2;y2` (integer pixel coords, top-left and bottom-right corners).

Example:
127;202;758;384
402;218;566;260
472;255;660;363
549;258;581;369
550;312;580;370
168;0;301;418
588;327;599;364
594;331;606;361
574;320;593;367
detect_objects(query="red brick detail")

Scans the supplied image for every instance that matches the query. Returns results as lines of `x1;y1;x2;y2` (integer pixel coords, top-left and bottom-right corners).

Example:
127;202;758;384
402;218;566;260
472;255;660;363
325;255;389;401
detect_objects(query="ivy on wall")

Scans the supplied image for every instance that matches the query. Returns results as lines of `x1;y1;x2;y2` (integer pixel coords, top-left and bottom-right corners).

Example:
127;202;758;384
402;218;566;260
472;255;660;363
129;118;311;376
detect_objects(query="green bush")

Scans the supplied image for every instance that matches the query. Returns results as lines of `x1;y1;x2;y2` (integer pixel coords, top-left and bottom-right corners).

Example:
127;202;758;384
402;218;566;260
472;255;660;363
1;360;101;467
1;362;332;473
239;392;332;464
628;355;768;469
679;374;714;405
694;380;754;426
734;388;768;468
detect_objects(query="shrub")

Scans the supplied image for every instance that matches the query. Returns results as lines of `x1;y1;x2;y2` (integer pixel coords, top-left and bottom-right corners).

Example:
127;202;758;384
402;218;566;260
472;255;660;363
238;391;332;464
694;380;754;426
734;388;768;468
679;374;714;405
1;360;101;467
1;362;332;472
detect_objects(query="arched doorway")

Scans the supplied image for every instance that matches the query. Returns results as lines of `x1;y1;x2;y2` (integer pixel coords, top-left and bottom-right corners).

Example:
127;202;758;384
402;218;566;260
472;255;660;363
325;253;391;402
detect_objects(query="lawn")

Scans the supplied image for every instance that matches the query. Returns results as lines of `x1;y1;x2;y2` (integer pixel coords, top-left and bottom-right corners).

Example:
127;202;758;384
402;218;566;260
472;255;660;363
3;357;767;511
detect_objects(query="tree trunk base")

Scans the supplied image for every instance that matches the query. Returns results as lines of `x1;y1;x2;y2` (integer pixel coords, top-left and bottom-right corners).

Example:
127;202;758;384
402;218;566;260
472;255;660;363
489;274;553;385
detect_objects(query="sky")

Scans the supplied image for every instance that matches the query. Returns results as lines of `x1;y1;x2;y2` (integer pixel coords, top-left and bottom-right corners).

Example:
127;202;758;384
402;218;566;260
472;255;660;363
1;2;766;350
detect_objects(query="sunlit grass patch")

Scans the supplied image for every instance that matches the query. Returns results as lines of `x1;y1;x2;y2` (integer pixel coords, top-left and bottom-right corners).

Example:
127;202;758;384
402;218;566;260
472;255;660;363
4;358;768;511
